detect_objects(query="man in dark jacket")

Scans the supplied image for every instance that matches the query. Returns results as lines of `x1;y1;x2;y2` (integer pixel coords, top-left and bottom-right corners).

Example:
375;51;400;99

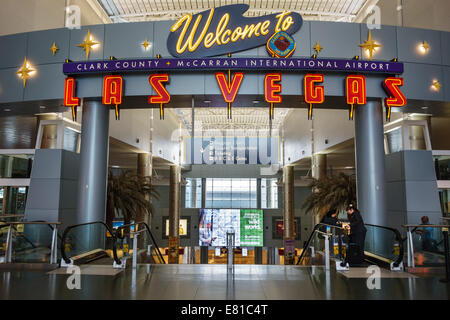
345;204;367;264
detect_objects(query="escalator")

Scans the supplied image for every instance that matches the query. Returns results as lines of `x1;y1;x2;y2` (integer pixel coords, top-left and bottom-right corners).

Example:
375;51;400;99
60;221;121;266
297;222;405;271
60;221;165;267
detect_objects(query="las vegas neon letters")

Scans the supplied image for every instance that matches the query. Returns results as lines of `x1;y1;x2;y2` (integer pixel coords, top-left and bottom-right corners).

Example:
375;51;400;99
64;74;406;108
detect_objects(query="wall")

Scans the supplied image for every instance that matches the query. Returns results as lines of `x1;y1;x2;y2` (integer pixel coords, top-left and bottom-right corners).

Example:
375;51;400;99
24;149;80;231
430;116;450;150
109;109;151;152
283;109;355;165
385;150;442;232
379;0;450;32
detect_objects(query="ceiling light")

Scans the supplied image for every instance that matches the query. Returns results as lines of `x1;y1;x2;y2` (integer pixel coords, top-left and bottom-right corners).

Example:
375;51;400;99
418;41;430;54
203;100;211;104
4;108;11;112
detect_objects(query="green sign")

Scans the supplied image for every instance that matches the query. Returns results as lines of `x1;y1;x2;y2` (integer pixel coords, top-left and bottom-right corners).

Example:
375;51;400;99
240;209;263;246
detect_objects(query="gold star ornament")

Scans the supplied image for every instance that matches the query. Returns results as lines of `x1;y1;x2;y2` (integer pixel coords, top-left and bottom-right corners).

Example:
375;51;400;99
431;80;441;92
142;38;151;51
50;42;59;56
313;41;323;54
419;41;430;54
359;30;382;60
77;29;99;60
16;57;36;88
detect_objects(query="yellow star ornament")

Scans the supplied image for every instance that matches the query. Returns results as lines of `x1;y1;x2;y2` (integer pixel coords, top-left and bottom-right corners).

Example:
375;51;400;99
142;38;151;50
50;42;59;56
359;30;382;60
77;29;99;60
16;57;36;88
313;41;323;55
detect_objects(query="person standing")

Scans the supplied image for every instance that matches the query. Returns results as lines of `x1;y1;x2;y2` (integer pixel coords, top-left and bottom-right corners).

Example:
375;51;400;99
345;204;367;265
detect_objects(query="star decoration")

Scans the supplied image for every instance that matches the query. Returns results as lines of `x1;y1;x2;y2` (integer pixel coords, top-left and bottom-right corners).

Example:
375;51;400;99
16;57;35;88
420;40;430;53
313;41;323;54
77;29;99;60
166;61;171;66
142;38;151;50
431;80;441;92
359;30;382;60
50;42;59;56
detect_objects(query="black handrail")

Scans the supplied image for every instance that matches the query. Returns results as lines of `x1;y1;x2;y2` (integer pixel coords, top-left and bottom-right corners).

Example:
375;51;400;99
115;222;166;264
61;221;121;265
365;223;404;268
297;223;348;266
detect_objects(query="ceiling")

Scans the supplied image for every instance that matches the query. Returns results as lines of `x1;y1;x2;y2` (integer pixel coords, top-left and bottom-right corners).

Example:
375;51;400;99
96;0;378;22
175;107;290;133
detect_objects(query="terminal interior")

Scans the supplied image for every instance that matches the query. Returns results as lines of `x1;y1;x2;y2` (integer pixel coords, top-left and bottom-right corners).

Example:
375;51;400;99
0;0;450;300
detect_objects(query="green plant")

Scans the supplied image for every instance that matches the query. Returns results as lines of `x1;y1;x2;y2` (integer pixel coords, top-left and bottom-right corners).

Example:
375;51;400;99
106;169;160;229
302;172;356;218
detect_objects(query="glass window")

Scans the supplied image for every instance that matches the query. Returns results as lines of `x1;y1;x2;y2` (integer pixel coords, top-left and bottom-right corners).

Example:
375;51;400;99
204;178;257;209
385;127;402;154
0;155;33;178
434;156;450;181
63;128;80;153
261;178;278;209
185;178;202;208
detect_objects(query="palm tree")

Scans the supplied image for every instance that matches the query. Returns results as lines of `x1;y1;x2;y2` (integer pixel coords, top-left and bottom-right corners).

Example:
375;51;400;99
302;172;356;219
106;169;160;229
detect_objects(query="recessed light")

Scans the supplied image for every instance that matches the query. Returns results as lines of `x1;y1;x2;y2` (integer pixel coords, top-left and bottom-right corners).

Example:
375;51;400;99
203;100;211;104
252;100;259;104
40;106;46;109
421;106;428;110
4;108;11;112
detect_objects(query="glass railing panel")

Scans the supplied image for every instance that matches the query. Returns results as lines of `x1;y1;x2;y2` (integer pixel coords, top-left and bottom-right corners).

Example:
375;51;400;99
364;225;401;262
11;224;55;263
410;227;446;267
63;223;111;260
0;224;9;258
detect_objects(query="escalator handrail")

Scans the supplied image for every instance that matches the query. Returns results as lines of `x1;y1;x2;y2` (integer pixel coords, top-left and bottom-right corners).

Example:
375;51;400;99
365;223;404;268
115;222;166;264
297;223;348;265
60;221;121;265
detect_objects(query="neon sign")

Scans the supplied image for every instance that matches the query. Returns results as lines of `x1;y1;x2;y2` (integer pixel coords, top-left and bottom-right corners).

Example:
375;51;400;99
64;74;405;122
167;4;302;58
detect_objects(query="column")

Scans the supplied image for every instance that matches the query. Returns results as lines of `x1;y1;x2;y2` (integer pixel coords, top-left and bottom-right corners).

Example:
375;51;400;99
354;100;387;226
168;165;181;264
76;100;110;224
283;165;295;265
312;153;327;225
136;153;152;225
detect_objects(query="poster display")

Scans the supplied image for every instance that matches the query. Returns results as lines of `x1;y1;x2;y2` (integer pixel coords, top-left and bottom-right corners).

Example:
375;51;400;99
199;209;263;247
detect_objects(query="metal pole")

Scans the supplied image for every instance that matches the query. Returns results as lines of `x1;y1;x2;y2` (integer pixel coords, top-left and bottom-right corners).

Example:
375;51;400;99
324;231;330;271
50;225;58;264
227;232;234;272
407;229;415;268
441;228;450;283
132;233;138;269
5;226;12;263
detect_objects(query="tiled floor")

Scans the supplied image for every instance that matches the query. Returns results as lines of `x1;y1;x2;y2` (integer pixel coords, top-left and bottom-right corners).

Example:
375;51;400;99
0;264;449;300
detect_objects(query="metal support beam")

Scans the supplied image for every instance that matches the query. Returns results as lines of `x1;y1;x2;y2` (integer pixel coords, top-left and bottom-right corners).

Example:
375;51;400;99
283;165;295;265
168;165;181;264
